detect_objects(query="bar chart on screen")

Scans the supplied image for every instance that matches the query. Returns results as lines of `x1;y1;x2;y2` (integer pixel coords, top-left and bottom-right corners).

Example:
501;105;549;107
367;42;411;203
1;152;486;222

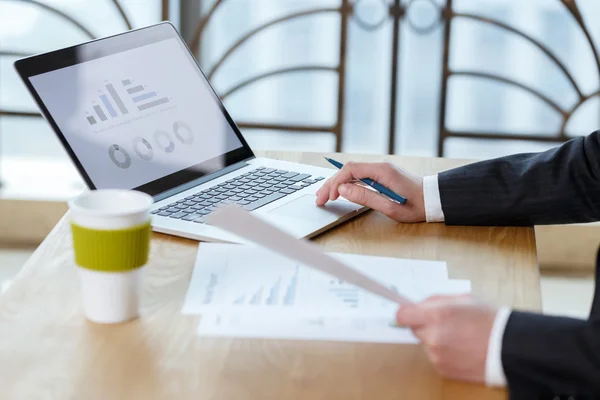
121;78;170;111
85;78;171;125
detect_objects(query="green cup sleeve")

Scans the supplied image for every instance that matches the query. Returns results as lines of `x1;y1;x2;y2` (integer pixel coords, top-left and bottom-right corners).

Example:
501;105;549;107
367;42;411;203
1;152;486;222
71;221;151;272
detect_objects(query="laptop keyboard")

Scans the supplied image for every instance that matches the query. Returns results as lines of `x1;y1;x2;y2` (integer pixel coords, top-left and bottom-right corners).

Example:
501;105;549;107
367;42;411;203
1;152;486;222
151;167;325;224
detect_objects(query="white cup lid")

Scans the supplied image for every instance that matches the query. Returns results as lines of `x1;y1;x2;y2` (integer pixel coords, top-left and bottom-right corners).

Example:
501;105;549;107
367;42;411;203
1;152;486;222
69;190;154;230
69;189;153;217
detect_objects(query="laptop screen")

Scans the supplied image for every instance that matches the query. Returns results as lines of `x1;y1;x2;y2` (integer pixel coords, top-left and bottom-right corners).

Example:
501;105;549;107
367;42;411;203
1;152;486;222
20;24;252;196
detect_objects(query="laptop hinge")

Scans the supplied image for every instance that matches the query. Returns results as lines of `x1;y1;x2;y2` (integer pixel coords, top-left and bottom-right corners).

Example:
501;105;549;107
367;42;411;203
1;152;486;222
153;160;251;203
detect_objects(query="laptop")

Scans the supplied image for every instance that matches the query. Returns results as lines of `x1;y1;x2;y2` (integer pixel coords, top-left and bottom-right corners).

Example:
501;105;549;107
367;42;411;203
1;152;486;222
15;22;366;243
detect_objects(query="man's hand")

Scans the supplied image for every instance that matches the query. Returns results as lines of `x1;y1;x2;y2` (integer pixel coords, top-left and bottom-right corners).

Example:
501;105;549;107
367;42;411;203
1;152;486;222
395;295;498;384
315;162;426;223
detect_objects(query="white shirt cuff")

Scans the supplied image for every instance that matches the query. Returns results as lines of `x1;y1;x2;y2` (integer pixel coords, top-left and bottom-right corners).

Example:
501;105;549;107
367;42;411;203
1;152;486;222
485;307;511;387
423;175;445;222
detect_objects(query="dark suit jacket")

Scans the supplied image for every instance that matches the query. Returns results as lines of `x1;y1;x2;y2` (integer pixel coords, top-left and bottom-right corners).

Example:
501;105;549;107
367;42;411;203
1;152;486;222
438;131;600;399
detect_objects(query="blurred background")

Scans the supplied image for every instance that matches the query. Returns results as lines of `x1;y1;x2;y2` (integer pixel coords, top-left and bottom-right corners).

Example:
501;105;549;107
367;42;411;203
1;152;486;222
1;0;599;314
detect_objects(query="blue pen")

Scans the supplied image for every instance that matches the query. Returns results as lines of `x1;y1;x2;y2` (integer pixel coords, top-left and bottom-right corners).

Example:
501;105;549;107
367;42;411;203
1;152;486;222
324;157;408;205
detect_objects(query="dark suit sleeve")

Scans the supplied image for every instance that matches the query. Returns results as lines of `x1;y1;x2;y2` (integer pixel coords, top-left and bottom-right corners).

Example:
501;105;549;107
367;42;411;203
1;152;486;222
502;249;600;399
438;131;600;226
501;311;600;398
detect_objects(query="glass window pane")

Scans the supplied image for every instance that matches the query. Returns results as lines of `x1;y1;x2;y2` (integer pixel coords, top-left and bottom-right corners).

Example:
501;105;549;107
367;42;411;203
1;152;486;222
0;0;163;188
443;0;600;152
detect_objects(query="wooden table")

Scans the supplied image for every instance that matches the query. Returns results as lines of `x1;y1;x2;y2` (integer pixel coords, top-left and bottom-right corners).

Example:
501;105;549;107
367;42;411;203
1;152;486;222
0;152;540;400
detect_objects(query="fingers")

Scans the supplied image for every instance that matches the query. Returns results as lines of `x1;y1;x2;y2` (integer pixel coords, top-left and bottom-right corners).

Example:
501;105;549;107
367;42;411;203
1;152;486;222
328;162;387;201
395;303;427;328
421;295;459;305
421;294;472;308
411;326;428;342
315;178;335;205
316;162;391;205
396;294;471;329
338;184;397;215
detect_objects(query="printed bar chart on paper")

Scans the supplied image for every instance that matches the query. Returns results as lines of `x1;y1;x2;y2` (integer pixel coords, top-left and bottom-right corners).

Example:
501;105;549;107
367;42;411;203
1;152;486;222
197;312;422;344
186;244;472;344
182;244;463;318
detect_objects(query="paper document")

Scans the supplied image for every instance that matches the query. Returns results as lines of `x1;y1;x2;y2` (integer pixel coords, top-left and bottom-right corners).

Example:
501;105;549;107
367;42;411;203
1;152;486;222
196;278;470;344
197;313;421;344
182;244;453;318
207;206;411;304
184;244;472;344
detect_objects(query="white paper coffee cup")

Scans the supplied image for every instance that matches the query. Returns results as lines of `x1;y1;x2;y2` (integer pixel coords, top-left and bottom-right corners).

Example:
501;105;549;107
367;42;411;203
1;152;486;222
69;189;153;324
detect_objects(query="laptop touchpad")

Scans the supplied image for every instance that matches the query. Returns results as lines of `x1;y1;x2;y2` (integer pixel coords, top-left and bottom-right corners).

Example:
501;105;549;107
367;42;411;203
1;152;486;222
267;194;361;222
